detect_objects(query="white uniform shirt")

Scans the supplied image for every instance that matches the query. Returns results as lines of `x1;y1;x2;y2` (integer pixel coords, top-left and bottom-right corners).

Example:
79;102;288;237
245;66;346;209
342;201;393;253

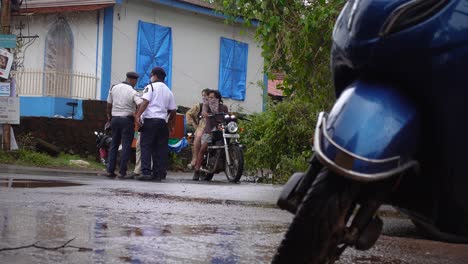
107;82;142;116
141;82;177;120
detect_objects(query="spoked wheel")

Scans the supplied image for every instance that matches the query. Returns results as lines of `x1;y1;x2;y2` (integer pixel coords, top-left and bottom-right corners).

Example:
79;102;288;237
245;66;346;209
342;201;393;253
224;145;244;183
272;168;358;264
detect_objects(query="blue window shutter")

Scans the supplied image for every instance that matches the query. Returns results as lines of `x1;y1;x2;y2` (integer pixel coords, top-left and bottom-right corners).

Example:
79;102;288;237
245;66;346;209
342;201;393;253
136;21;173;89
218;37;248;100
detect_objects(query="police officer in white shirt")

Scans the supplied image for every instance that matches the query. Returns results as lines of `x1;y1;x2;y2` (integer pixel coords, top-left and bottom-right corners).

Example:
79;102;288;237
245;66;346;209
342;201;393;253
134;67;177;181
106;71;142;179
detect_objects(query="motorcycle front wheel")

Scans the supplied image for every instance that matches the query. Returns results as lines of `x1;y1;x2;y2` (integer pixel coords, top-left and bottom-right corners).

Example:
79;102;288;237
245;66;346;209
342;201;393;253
272;168;357;264
224;145;244;183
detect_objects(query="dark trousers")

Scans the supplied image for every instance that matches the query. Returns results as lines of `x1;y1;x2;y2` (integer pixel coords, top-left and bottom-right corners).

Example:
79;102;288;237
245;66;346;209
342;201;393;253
140;118;169;178
107;116;134;175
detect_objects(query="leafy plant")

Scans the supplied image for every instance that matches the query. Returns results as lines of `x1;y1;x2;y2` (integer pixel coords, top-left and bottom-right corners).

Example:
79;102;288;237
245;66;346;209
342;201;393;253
16;132;36;151
0;149;103;170
211;0;344;100
209;0;345;183
240;97;319;183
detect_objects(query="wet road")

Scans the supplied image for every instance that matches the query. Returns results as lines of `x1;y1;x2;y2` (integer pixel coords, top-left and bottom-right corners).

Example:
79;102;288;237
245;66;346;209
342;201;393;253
1;172;467;263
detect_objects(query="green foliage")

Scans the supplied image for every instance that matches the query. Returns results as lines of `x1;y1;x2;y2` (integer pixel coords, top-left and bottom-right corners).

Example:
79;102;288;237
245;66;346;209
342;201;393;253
0;150;15;164
240;97;322;183
0;149;103;170
168;151;186;171
211;0;345;100
211;0;345;183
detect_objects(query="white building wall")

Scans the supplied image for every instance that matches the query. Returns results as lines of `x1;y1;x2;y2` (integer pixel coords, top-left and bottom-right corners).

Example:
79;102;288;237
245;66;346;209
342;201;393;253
112;1;265;113
11;11;103;98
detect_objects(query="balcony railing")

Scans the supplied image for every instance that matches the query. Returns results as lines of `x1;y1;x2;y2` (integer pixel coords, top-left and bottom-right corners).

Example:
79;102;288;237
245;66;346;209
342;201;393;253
13;69;99;99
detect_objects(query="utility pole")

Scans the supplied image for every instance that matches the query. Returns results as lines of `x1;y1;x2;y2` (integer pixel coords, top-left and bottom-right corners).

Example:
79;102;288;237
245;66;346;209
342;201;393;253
1;0;11;151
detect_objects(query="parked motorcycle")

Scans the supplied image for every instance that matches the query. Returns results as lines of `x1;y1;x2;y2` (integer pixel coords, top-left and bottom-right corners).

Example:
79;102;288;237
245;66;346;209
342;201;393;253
94;129;112;166
199;113;244;183
274;0;468;263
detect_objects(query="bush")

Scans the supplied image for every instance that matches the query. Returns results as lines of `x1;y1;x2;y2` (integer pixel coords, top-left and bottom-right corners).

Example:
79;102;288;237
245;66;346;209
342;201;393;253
212;0;344;184
240;96;331;184
17;149;53;166
0;149;103;170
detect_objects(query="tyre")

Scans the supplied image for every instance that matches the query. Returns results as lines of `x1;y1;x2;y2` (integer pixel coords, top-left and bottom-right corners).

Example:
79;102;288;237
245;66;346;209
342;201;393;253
201;173;214;181
224;145;244;182
272;169;358;264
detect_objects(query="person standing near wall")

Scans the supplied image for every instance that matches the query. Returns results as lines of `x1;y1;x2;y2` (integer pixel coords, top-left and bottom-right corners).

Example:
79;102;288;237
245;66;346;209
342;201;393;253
106;71;141;179
135;67;177;182
186;88;210;169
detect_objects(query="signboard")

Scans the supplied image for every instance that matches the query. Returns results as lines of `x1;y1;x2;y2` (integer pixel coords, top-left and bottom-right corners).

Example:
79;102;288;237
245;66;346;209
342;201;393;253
0;34;17;48
0;48;13;79
0;82;10;96
0;97;19;124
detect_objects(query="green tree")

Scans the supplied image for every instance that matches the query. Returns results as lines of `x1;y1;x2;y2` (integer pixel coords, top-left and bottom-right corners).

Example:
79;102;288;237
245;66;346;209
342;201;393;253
211;0;346;182
211;0;345;99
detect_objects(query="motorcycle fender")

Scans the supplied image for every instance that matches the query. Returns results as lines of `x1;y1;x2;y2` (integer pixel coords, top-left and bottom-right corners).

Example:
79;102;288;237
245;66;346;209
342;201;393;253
277;172;305;214
315;80;420;182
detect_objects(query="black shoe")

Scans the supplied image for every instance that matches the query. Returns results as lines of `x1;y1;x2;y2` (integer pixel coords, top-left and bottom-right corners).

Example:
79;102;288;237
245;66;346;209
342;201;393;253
117;173;135;180
192;171;200;181
152;176;162;182
105;172;117;178
129;172;140;177
136;174;153;181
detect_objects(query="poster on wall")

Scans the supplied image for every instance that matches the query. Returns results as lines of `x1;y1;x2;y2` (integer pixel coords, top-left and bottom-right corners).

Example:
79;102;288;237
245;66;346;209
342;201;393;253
0;48;13;79
0;97;19;124
0;82;10;96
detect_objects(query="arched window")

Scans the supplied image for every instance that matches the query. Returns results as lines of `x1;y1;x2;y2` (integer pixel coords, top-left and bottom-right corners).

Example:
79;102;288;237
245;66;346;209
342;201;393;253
44;17;73;97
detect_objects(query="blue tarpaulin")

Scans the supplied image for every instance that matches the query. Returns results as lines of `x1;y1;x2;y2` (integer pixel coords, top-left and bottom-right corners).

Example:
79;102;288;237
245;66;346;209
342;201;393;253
136;21;172;89
168;137;189;153
218;37;248;101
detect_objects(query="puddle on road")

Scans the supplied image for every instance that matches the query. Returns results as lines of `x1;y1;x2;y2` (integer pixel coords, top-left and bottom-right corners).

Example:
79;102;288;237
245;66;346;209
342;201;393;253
0;178;84;188
123;225;225;237
110;188;278;209
121;224;287;238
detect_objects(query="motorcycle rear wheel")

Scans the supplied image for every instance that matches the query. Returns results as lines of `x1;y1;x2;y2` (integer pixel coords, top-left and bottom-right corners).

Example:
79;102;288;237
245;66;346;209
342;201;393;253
201;172;214;181
272;168;357;264
224;145;244;183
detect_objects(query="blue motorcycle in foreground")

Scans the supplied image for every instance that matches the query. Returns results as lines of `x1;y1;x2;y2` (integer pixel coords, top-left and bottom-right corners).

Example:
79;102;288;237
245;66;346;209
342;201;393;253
274;0;468;263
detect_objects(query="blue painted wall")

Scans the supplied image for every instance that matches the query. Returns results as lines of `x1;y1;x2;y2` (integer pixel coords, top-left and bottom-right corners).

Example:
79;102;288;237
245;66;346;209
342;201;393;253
20;97;84;120
100;6;114;100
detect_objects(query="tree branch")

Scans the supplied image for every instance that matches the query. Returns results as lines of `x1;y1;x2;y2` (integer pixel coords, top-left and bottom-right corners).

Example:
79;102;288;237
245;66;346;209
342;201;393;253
0;237;92;252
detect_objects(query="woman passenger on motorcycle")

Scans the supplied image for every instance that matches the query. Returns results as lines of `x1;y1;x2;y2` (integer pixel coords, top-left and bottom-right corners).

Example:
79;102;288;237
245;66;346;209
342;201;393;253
192;90;228;180
186;88;211;169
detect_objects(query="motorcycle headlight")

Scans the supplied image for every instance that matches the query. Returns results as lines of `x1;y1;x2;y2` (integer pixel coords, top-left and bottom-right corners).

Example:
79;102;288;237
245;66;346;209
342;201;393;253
380;0;449;36
226;121;238;133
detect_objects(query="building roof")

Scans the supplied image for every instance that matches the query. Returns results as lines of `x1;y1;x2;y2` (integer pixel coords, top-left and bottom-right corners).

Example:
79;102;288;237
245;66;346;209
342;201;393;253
178;0;216;9
18;4;113;14
19;0;116;9
16;0;115;14
17;0;217;15
267;72;285;97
